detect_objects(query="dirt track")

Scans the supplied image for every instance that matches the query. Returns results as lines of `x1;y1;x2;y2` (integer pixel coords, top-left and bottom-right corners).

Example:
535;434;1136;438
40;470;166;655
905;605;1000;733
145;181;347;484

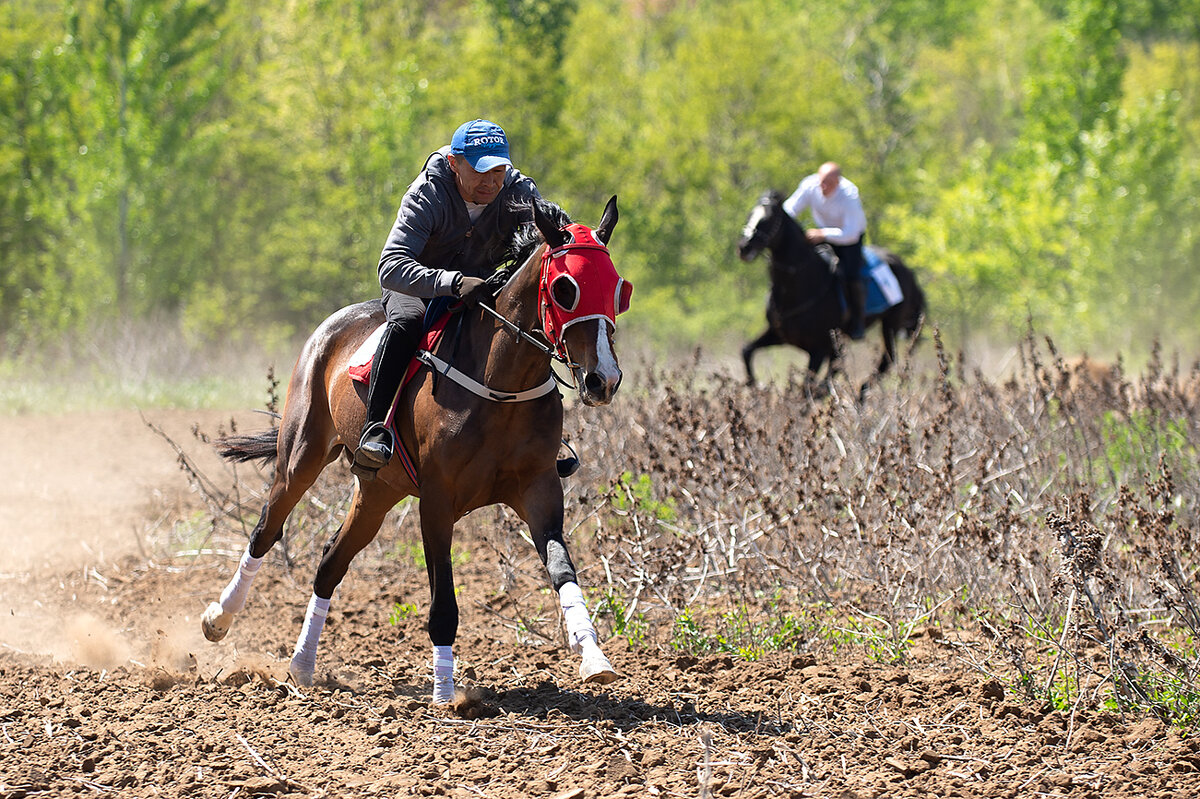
1;410;1197;798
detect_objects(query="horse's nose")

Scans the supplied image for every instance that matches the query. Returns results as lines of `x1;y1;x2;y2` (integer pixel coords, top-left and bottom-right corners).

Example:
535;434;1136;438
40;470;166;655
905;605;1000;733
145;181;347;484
582;368;620;405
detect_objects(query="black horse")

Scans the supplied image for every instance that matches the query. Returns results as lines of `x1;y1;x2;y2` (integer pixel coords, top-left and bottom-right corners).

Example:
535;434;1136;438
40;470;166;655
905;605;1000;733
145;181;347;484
736;190;925;394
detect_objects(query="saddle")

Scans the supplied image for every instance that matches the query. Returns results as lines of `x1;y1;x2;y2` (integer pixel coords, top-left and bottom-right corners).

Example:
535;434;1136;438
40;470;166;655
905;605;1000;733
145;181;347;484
347;297;579;482
348;301;455;389
348;301;457;486
813;245;904;317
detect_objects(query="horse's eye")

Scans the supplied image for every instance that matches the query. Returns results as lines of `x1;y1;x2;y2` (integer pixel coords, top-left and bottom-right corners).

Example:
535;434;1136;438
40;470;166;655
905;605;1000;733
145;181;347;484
550;274;580;312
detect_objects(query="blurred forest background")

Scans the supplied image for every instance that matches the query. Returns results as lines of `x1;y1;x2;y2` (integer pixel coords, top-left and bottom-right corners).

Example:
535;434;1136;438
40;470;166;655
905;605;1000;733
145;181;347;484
3;0;1199;388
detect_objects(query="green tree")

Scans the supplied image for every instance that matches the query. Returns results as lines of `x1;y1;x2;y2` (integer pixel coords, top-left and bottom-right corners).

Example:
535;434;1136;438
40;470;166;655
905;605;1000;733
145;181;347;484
1022;0;1126;171
0;2;76;342
55;0;230;323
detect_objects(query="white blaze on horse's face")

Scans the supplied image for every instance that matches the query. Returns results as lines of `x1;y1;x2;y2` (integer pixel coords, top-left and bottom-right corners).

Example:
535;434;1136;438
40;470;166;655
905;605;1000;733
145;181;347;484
738;203;770;261
570;319;621;406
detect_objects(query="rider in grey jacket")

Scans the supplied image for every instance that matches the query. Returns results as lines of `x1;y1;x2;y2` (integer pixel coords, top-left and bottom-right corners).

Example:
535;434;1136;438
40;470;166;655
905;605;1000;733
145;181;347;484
355;120;541;475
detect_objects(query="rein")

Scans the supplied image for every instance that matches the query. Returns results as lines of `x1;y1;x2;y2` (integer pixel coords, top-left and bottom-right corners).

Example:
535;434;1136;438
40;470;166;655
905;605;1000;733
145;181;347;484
425;234;615;403
479;301;577;370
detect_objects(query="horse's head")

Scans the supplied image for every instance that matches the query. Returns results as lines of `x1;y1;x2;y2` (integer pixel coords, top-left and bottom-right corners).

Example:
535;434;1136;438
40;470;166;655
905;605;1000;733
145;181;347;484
737;190;787;262
534;196;632;406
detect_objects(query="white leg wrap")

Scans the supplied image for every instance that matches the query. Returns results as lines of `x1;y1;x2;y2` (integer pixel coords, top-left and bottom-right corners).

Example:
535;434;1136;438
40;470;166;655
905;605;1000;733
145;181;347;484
432;645;455;705
219;548;264;614
559;582;598;653
202;548;265;643
559;582;619;686
289;594;330;686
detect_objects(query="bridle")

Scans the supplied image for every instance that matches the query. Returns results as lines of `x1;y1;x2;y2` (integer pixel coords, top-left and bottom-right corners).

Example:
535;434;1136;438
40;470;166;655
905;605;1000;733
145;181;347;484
744;196;841;321
740;197;784;255
535;223;632;368
442;224;632;395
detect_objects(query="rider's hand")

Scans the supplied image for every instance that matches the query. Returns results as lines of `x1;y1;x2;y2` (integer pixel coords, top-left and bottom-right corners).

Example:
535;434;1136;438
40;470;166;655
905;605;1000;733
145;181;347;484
453;275;491;307
805;229;826;244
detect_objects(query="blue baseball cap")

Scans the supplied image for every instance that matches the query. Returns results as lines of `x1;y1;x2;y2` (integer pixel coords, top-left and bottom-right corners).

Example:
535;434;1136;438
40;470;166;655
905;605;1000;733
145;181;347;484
450;119;513;172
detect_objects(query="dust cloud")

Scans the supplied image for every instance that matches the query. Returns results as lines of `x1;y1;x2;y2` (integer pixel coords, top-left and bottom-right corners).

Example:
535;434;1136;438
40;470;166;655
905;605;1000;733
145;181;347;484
0;408;252;665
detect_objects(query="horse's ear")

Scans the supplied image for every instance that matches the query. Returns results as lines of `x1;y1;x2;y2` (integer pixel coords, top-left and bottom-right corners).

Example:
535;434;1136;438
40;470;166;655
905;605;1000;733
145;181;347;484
534;199;569;249
595;195;619;245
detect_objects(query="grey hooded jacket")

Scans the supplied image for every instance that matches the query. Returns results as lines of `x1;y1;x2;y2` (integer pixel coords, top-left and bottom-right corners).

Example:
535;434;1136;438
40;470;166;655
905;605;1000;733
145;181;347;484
377;146;541;298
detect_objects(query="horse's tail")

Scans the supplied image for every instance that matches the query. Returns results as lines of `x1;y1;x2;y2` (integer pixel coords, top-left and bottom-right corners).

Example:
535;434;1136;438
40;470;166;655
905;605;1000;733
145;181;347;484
215;428;279;464
906;281;928;339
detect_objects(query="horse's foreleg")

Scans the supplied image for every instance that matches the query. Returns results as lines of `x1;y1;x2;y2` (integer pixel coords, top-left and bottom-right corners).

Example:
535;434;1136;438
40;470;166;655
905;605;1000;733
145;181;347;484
742;328;781;387
418;495;459;704
519;476;617;686
288;482;394;687
202;431;334;643
805;348;836;399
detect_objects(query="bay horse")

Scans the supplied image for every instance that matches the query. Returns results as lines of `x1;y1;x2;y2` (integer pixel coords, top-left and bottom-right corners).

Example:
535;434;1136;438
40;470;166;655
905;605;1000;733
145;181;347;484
737;190;925;395
202;196;631;703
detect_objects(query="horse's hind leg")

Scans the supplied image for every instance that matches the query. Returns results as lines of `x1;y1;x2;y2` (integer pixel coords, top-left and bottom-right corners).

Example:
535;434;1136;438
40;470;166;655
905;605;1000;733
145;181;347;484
288;481;395;687
202;409;337;643
860;324;898;401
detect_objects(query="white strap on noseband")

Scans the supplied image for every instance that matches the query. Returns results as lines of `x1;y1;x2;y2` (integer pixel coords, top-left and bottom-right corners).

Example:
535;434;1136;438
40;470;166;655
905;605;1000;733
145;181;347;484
416;350;558;403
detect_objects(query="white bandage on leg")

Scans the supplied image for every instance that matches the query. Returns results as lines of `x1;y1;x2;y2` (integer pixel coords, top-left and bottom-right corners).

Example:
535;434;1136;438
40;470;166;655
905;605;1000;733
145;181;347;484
218;548;264;615
290;593;331;679
559;581;599;653
432;645;455;705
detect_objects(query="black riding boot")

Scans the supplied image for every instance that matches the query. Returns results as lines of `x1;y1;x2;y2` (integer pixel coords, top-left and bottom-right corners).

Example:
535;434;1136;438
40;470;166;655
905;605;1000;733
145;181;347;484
846;278;867;341
354;322;416;473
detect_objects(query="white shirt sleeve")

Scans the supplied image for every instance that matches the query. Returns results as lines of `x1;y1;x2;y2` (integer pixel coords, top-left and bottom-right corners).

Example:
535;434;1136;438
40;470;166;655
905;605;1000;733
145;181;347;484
782;176;817;220
819;184;867;245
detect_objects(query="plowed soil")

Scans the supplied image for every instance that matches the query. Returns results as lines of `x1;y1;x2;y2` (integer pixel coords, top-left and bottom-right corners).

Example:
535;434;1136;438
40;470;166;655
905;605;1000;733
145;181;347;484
1;410;1196;799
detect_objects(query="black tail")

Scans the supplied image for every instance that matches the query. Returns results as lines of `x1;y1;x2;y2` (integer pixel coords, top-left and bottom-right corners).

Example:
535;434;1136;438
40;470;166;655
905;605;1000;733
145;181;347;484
907;283;927;338
215;429;279;463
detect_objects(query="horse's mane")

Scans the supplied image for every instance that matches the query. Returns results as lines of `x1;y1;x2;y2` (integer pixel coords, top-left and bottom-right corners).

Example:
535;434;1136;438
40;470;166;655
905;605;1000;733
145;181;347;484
764;189;805;238
504;196;573;269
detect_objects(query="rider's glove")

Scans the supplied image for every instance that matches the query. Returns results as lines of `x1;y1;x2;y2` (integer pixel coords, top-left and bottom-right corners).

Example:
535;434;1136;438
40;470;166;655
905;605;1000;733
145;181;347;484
452;274;491;307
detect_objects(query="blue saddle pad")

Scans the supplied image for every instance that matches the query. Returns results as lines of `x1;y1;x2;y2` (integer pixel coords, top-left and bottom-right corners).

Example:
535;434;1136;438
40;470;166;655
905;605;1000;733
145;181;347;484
863;247;903;315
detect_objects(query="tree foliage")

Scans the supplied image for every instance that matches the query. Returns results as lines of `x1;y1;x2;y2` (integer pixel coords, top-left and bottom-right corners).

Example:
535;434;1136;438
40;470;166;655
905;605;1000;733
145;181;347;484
3;0;1199;359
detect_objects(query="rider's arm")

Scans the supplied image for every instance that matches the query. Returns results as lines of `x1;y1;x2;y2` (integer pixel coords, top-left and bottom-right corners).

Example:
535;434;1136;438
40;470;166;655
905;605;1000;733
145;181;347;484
378;184;461;299
818;186;867;245
782;182;810;220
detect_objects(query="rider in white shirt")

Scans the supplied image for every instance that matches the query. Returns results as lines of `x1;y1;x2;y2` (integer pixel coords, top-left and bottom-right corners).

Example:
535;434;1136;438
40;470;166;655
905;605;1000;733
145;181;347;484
783;162;868;340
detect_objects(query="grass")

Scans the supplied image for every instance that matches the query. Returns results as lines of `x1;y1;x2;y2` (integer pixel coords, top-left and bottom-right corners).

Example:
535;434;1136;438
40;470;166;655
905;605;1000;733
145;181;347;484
0;319;291;413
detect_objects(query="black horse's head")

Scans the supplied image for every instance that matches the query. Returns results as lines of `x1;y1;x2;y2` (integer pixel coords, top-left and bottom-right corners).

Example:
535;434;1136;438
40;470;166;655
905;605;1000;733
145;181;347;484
737;190;787;262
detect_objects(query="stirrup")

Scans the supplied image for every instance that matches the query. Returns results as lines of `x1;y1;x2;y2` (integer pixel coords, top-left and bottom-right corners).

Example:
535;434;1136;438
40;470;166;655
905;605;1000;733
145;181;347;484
354;422;394;470
557;439;580;478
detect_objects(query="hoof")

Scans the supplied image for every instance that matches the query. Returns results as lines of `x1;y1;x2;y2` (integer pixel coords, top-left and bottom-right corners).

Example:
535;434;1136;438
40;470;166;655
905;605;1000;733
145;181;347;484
288;659;314;687
580;651;619;685
201;602;233;642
